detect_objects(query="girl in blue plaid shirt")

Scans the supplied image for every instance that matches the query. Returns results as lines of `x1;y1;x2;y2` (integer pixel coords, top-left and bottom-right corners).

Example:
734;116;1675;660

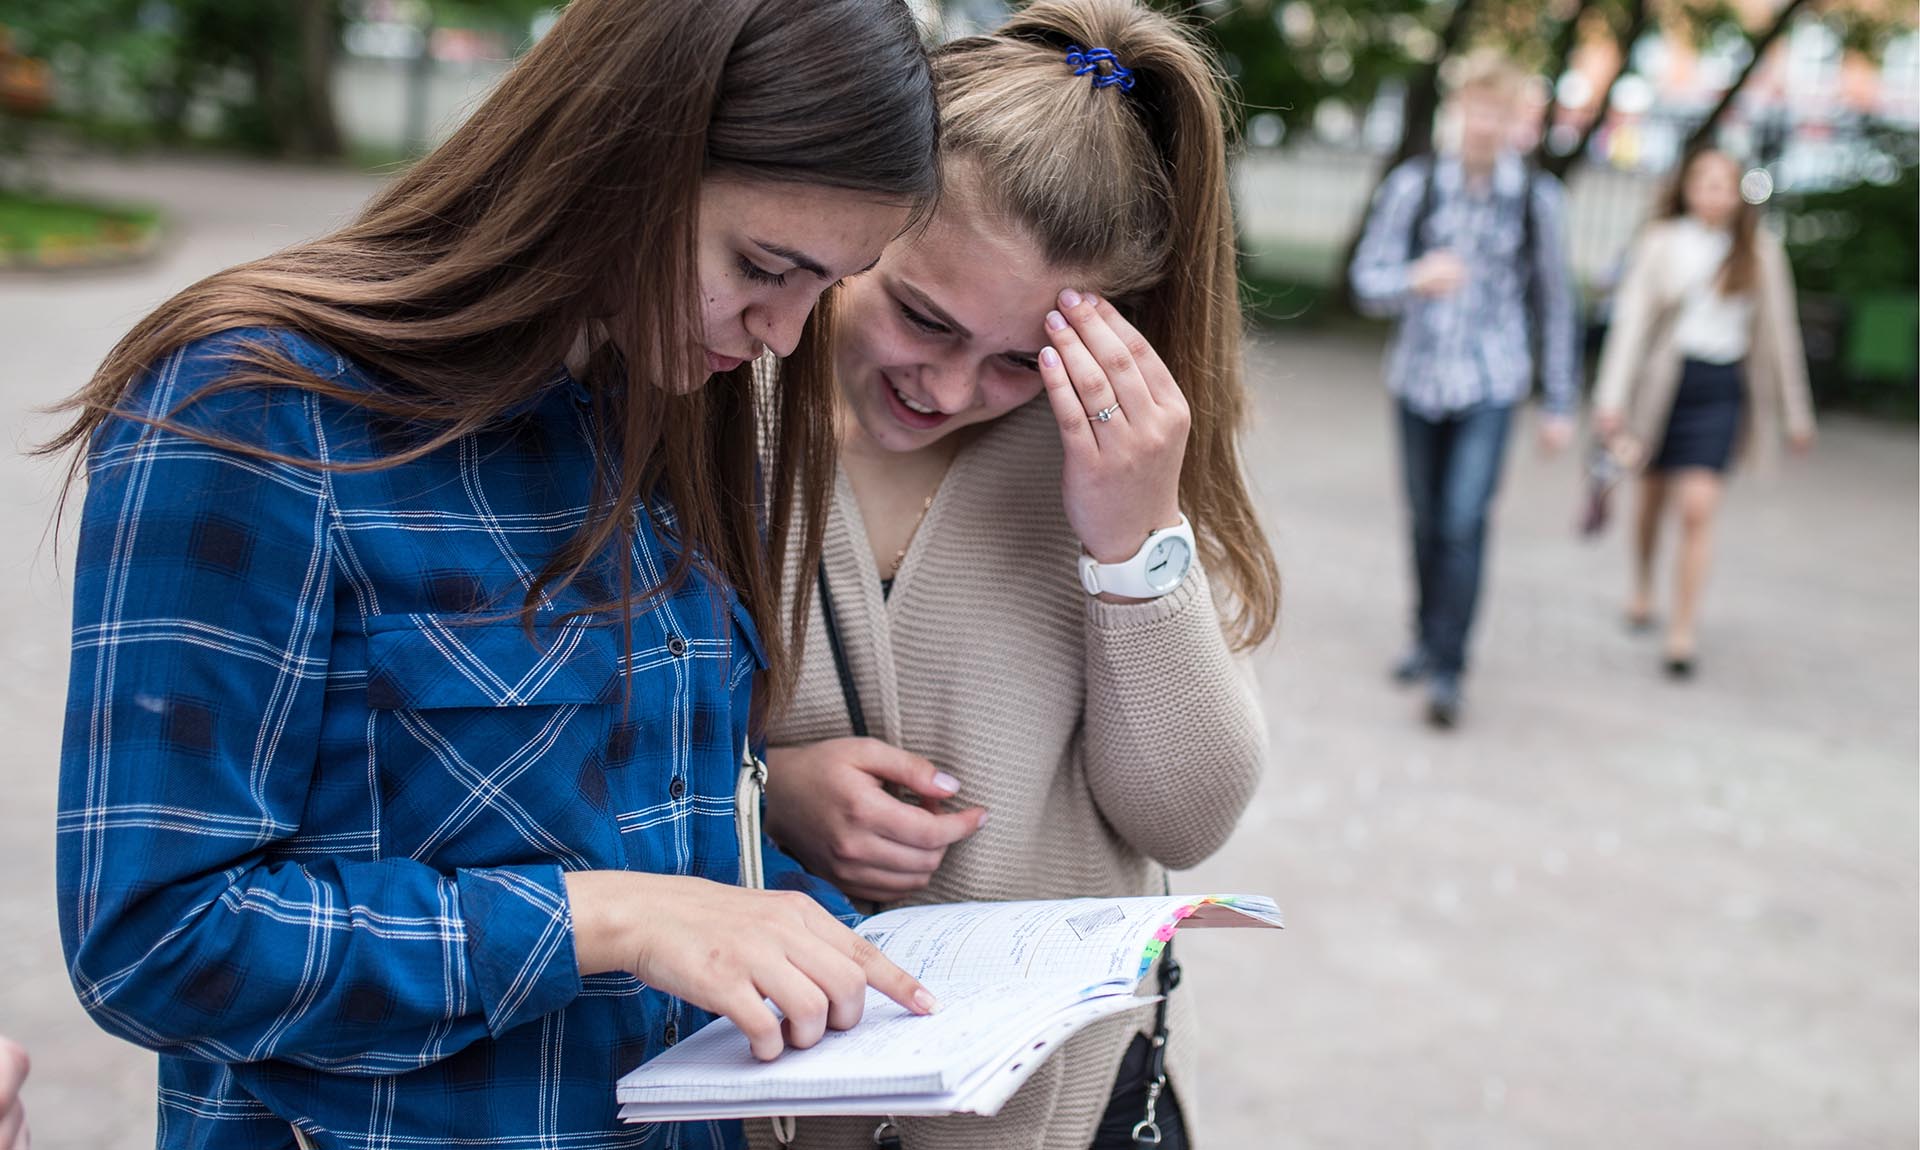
48;2;942;1147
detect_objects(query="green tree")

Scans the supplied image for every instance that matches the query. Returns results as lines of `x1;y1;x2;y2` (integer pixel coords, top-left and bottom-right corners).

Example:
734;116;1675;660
4;0;551;157
1163;0;1440;141
429;0;554;39
7;0;344;155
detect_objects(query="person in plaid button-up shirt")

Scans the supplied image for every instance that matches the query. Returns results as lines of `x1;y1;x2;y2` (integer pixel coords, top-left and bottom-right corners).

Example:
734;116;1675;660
1349;52;1580;728
51;2;943;1148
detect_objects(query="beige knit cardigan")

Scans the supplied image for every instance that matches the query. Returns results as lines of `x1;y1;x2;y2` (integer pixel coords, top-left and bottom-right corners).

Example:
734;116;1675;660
1593;219;1815;474
753;398;1268;1150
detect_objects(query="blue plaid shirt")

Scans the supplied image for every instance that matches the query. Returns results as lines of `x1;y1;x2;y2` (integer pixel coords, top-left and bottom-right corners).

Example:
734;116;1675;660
57;329;853;1150
1350;152;1582;418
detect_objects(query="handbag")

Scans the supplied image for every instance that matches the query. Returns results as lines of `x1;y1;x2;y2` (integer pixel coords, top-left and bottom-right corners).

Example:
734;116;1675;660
1578;433;1645;539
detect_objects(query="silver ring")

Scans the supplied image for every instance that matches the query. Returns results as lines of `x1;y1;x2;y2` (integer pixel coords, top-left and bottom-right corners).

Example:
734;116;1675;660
1092;403;1121;424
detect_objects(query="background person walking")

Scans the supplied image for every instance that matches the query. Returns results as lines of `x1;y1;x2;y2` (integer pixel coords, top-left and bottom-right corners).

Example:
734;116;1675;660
1350;53;1582;728
1592;147;1816;677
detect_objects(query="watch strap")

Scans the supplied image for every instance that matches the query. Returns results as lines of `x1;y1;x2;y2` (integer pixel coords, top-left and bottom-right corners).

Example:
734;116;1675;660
1078;515;1193;599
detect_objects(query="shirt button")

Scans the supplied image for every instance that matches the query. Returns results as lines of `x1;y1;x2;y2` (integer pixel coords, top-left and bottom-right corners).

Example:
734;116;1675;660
668;776;686;800
666;634;687;657
663;1021;678;1046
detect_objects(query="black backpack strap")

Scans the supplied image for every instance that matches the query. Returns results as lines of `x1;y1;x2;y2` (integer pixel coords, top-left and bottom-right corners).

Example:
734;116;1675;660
1407;154;1441;262
1520;162;1539;270
1518;163;1545;385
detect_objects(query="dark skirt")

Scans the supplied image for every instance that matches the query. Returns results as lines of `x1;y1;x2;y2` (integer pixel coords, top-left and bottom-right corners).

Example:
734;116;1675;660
1652;358;1745;473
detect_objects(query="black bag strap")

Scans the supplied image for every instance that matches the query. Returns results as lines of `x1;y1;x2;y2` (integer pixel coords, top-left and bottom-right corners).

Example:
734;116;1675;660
816;562;898;1149
815;562;868;740
1127;939;1181;1147
1131;873;1183;1147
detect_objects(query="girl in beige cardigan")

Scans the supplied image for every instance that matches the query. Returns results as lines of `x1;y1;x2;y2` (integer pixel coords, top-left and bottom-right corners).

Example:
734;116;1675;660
755;2;1280;1147
1592;148;1815;676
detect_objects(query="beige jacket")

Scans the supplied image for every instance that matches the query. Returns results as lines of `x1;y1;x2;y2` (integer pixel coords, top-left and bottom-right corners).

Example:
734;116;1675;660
1592;219;1815;472
754;398;1268;1150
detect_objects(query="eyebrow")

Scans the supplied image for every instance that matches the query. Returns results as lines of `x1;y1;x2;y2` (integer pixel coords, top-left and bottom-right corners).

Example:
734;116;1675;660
752;239;832;280
895;280;974;341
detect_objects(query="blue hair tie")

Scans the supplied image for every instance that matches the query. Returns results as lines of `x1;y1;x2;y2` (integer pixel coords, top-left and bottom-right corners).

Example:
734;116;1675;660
1064;44;1135;92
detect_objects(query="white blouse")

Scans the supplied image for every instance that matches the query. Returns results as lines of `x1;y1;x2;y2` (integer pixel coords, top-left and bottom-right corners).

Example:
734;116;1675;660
1668;217;1754;364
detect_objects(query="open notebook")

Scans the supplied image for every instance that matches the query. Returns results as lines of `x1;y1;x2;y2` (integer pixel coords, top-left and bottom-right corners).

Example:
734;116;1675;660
616;894;1282;1122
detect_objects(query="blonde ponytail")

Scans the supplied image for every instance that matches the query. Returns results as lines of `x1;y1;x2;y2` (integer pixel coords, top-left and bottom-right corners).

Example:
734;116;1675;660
935;0;1279;648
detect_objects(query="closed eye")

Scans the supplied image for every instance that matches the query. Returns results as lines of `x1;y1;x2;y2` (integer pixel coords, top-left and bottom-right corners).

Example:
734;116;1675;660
738;256;788;287
896;299;950;336
1003;352;1040;374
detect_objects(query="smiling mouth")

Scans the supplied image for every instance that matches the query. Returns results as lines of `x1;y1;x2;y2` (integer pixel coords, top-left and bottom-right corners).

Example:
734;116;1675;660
891;380;939;416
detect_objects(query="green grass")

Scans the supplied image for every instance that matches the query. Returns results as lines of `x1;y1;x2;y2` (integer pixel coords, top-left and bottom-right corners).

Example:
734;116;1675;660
0;191;161;261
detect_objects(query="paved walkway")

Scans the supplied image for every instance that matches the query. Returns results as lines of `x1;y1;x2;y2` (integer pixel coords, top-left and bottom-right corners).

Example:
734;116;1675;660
1;157;1914;1149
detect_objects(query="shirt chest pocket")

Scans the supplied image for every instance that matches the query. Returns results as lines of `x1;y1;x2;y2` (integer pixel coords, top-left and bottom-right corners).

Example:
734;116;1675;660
364;614;625;871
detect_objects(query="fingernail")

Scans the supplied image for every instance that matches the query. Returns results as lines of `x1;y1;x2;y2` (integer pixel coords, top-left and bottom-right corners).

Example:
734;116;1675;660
1040;346;1061;369
1045;310;1067;332
1086;293;1102;307
913;988;940;1014
975;811;988;829
1059;288;1083;309
932;771;961;794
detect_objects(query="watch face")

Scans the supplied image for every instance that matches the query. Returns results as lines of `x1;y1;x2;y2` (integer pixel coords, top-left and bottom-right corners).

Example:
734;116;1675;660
1144;535;1193;592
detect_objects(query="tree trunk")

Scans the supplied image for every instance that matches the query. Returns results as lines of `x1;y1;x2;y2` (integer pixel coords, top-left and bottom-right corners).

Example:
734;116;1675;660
1385;0;1481;171
1335;0;1482;311
1683;0;1814;155
1531;0;1598;169
1543;0;1648;180
151;60;197;144
250;38;283;151
299;0;342;157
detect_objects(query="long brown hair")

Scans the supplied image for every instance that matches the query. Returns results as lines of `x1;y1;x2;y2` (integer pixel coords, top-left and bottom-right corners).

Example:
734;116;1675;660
41;0;940;703
933;0;1279;649
1658;147;1759;295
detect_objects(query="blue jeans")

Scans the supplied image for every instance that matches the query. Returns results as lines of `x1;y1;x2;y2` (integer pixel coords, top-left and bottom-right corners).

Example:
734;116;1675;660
1398;400;1514;675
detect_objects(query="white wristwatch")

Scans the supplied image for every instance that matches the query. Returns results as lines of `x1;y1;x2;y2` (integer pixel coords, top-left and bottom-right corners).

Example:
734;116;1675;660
1078;515;1195;599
